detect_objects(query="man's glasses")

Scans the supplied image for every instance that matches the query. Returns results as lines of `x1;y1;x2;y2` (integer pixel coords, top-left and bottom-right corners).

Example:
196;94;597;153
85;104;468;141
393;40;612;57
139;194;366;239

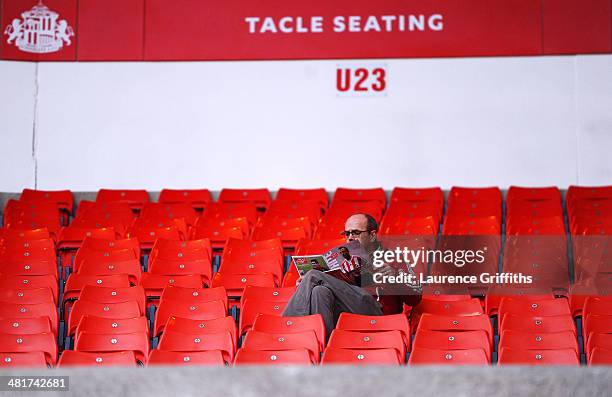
341;229;371;237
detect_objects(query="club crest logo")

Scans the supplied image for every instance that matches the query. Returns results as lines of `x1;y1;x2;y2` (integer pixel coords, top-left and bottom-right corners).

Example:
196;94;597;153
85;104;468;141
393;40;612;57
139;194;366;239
3;1;74;54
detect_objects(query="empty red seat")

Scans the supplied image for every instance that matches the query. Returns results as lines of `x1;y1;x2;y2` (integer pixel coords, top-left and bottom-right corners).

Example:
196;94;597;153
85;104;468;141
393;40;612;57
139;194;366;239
584;333;612;360
416;313;493;348
583;314;612;349
0;275;58;304
498;347;579;365
20;188;74;213
154;299;226;337
0;332;57;366
234;348;312;365
412;298;484;330
252;314;326;351
327;330;406;362
96;189;149;212
332;188;386;209
73;247;137;273
390;187;444;204
58;350;138;367
165;316;237;347
500;314;576;335
211;273;275;299
239;299;289;336
75;332;150;364
140;274;205;299
0;287;54;305
0;302;58;335
78;285;146;316
499;330;580;354
63;274;131;304
276;188;329;209
240;286;296;308
77;258;142;285
336;313;411;350
140;202;198;226
75;316;149;338
408;347;489;365
148;350;224;366
498;297;571;321
242;330;320;363
218;189;271;211
322;347;400;365
413;330;491;362
157;329;235;363
0;352;48;368
159;285;227;309
68;300;142;336
588;347;612;365
0;314;52;334
158;189;212;211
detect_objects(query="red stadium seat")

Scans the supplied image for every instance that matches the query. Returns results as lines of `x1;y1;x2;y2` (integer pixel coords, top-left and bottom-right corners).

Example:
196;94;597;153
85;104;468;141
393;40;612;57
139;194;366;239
96;189;150;212
211;273;276;299
0;332;57;366
498;347;579;365
0;317;52;335
63;274;131;304
412;298;484;330
497;297;571;321
140;202;198;226
584;333;612;360
412;330;491;362
0;287;55;305
500;314;576;335
158;189;212;211
276;188;329;209
149;238;212;264
68;300;142;336
165;316;237;347
0;302;58;335
75;331;150;364
0;260;59;279
240;286;296;308
140;274;205;299
73;247;137;273
336;313;411;350
239;299;289;336
159;285;228;309
408;347;488;365
157;329;235;363
78;285;146;316
242;330;320;363
588;347;612;365
234;348;313;365
154;298;227;336
416;313;493;348
148;350;225;366
75;316;149;338
148;258;212;287
0;352;48;368
20;188;74;214
327;330;406;362
252;314;326;351
218;189;271;211
332;188;386;209
58;350;138;367
0;275;58;304
77;258;142;285
390;187;444;205
322;347;400;365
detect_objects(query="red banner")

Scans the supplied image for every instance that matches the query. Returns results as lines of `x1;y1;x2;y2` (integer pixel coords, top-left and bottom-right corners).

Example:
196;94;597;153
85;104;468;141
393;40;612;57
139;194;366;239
1;0;610;61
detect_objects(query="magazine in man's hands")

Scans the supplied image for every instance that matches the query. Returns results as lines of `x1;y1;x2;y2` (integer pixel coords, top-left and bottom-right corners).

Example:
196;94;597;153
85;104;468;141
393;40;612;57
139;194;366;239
291;240;370;284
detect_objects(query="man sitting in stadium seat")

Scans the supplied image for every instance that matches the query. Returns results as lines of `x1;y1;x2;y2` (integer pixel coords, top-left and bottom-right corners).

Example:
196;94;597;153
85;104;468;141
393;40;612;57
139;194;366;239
283;213;422;337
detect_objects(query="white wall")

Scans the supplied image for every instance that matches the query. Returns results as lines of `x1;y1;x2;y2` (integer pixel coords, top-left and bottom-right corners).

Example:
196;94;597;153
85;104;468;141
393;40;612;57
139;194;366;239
0;61;37;192
1;55;611;192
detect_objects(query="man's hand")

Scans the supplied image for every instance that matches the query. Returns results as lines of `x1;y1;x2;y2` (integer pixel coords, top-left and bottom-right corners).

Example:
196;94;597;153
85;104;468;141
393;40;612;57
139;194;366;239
296;276;303;286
